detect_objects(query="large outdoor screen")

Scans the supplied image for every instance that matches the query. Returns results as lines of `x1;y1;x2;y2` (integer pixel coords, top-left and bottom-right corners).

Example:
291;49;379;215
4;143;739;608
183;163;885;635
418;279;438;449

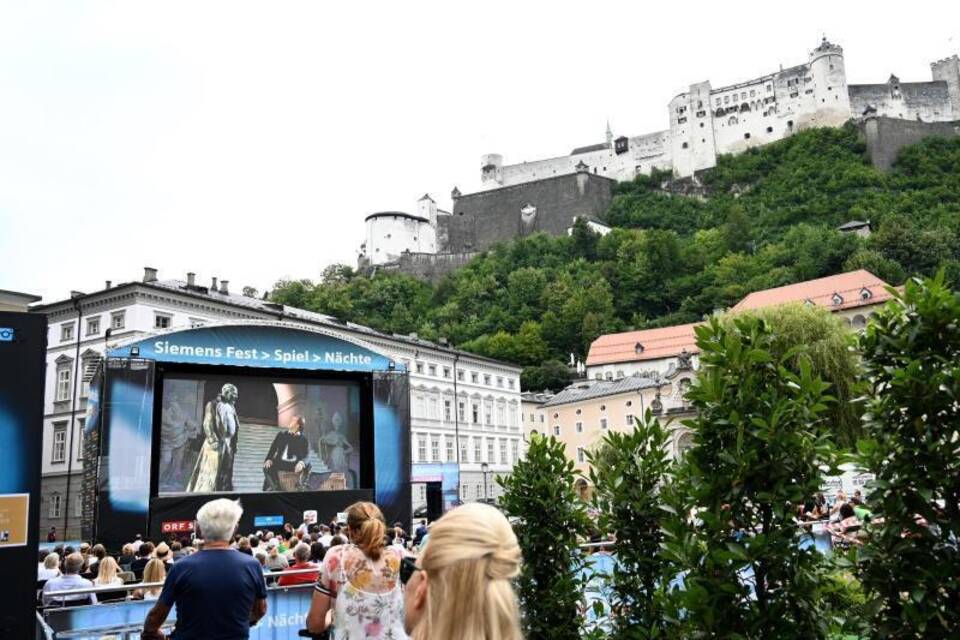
158;373;362;496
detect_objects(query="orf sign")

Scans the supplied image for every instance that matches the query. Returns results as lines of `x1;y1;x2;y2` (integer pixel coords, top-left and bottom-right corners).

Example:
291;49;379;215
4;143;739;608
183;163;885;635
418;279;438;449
161;520;195;534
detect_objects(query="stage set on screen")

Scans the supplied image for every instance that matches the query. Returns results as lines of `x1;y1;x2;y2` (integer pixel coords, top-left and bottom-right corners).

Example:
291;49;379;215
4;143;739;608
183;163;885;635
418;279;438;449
158;374;361;495
87;324;412;550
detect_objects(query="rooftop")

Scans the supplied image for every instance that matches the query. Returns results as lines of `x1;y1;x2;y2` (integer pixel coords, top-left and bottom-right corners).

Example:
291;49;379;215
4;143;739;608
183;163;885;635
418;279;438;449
731;269;893;313
541;375;661;408
570;142;611;155
586;322;700;367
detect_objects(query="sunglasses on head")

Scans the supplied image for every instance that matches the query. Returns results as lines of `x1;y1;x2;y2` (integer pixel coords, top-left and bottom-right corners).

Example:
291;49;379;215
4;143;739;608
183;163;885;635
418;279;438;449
400;557;421;585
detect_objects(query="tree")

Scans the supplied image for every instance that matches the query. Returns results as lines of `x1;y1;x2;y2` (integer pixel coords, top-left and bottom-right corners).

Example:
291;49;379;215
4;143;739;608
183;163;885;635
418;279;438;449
587;412;675;639
499;435;591;640
857;274;960;638
663;315;836;638
520;359;571;393
731;303;864;448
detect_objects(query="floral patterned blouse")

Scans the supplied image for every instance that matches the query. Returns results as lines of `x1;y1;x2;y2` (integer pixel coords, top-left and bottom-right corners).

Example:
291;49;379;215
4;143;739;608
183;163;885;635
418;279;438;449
315;543;407;640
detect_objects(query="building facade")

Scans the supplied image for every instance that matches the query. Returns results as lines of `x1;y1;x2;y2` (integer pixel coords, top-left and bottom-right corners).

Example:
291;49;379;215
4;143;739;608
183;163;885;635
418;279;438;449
33;268;522;539
482;40;959;183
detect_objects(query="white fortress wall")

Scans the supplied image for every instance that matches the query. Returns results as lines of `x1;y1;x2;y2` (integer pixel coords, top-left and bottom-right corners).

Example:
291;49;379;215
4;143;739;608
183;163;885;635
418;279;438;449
365;214;437;266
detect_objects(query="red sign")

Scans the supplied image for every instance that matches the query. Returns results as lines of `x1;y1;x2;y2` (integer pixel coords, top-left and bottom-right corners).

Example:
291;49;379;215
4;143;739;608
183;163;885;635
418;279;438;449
161;520;195;534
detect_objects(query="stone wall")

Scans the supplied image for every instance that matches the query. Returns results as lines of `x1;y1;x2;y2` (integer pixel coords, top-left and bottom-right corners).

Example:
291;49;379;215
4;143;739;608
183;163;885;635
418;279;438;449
862;115;960;170
445;171;615;253
373;251;479;283
850;81;953;122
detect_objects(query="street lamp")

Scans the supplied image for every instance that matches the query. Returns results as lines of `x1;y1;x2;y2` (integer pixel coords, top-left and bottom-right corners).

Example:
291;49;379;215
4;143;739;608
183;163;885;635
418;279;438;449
481;462;490;502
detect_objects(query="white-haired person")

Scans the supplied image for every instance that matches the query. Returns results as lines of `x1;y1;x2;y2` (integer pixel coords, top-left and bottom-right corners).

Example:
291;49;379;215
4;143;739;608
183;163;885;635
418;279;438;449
142;498;267;640
42;552;97;606
403;503;523;640
305;501;407;639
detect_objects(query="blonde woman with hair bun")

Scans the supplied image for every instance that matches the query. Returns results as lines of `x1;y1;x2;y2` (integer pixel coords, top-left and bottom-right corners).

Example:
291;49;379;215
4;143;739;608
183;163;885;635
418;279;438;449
403;502;523;640
306;501;407;639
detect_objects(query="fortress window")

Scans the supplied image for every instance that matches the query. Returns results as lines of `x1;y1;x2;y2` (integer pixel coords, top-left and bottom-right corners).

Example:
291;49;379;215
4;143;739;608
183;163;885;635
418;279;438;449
744;133;751;139
750;89;756;97
766;126;773;133
681;142;689;149
724;95;729;104
787;120;794;128
700;122;704;128
766;84;772;91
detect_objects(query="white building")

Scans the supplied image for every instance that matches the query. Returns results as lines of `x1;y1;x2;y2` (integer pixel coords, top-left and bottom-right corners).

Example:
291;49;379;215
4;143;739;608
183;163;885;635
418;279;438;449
360;195;449;267
32;267;522;538
481;40;960;183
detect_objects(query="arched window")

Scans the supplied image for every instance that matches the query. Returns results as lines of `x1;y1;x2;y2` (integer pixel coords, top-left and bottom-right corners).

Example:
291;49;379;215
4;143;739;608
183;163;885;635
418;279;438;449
852;314;867;329
728;116;739;126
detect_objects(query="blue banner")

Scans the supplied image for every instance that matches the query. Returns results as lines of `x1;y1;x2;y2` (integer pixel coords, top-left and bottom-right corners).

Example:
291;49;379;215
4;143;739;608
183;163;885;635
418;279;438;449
109;325;401;372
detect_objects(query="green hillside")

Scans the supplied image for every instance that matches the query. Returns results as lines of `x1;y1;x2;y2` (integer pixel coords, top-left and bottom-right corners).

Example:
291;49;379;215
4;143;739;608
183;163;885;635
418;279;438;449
272;123;960;390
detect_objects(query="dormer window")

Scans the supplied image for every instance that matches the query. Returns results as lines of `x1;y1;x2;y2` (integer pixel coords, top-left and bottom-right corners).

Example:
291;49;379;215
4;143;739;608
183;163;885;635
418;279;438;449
859;287;872;301
634;342;644;354
832;293;844;306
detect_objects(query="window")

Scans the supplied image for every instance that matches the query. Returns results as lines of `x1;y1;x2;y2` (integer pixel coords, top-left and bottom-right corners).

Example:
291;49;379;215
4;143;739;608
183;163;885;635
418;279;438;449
52;423;67;463
444;399;452;422
60;323;74;342
744;132;751;140
600;404;606;411
474;437;482;462
507;379;515;389
766;126;773;133
625;400;632;407
443;367;451;379
487;440;495;464
428;396;438;420
681;142;689;149
553;425;561;436
56;366;72;402
832;293;844;306
472;403;480;423
111;311;125;330
417;435;427;462
626;414;634;427
577;447;586;463
154;313;171;329
446;436;455;462
458;401;466;422
600;418;608;430
415;362;424;374
431;436;440;462
499;439;508;464
539;414;544;423
85;317;100;336
576;421;583;433
49;494;62;519
485;404;492;426
511;440;519;463
859;287;873;300
484;374;491;386
461;438;469;463
428;364;437;377
496;376;503;388
497;404;506;426
74;494;83;518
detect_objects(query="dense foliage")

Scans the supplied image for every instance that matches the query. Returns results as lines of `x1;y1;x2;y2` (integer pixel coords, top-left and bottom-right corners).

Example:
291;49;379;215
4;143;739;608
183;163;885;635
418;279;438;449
498;435;591;640
857;274;960;637
587;412;675;639
271;126;960;390
663;315;837;638
724;303;863;448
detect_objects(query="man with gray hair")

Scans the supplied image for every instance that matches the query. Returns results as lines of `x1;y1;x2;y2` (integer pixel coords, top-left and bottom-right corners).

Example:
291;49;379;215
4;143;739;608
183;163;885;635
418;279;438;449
142;498;267;640
277;542;319;586
41;552;97;606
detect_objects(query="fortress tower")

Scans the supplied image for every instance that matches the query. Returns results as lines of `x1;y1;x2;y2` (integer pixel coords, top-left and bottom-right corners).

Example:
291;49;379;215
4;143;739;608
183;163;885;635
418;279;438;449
807;38;851;126
931;55;960;119
669;81;718;178
480;154;504;189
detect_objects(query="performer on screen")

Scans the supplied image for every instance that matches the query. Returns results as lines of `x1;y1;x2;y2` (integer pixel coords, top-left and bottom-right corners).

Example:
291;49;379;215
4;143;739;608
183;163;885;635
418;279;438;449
186;383;240;493
320;411;353;473
262;416;310;491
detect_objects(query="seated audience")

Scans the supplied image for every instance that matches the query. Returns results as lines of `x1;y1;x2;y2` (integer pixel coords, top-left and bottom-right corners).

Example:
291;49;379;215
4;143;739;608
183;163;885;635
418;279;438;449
38;552;61;581
154;542;173;566
117;543;136;570
277;543;319;587
42;552;97;606
94;556;125;587
265;543;289;571
133;558;167;600
130;542;155;580
141;498;267;640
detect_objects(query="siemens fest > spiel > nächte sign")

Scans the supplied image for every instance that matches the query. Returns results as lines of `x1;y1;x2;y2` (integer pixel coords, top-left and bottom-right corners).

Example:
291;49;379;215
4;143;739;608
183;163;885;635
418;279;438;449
108;325;400;373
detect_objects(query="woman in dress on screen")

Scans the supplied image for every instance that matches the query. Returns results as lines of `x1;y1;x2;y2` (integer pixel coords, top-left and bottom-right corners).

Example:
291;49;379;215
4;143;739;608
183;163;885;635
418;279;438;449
320;412;353;473
186;384;240;493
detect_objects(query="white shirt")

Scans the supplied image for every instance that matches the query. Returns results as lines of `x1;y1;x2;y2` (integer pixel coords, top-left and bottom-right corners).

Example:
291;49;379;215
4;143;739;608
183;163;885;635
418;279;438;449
319;534;333;547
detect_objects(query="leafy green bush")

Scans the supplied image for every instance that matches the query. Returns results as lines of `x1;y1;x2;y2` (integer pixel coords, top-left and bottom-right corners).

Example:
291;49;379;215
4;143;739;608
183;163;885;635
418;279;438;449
498;435;590;640
857;274;960;637
663;314;837;638
587;411;675;638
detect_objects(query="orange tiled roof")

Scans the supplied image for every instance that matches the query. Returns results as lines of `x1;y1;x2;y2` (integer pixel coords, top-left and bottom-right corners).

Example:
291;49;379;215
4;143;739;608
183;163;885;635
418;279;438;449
586;322;700;367
731;269;893;313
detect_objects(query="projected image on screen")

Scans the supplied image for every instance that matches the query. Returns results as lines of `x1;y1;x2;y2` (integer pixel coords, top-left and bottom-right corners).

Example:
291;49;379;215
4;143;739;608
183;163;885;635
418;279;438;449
158;374;361;496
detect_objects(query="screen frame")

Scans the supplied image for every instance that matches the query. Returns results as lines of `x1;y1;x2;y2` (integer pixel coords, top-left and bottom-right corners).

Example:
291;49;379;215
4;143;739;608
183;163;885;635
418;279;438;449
150;362;375;501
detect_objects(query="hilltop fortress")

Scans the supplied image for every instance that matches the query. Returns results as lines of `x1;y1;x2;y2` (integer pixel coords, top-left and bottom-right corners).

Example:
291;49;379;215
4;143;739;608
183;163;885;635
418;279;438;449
359;39;960;279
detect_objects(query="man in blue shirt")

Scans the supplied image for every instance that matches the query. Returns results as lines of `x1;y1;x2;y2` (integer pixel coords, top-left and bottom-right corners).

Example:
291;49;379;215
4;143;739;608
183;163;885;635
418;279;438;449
42;552;97;606
142;499;267;640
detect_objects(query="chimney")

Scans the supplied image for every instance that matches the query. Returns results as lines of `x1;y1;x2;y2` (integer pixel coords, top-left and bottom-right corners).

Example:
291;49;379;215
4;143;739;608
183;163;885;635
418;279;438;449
187;272;196;287
220;280;229;295
211;276;218;291
105;280;112;289
143;266;158;283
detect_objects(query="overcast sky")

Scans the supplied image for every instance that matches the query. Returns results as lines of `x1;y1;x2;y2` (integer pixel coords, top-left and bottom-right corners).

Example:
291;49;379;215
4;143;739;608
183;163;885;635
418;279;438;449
2;1;958;302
